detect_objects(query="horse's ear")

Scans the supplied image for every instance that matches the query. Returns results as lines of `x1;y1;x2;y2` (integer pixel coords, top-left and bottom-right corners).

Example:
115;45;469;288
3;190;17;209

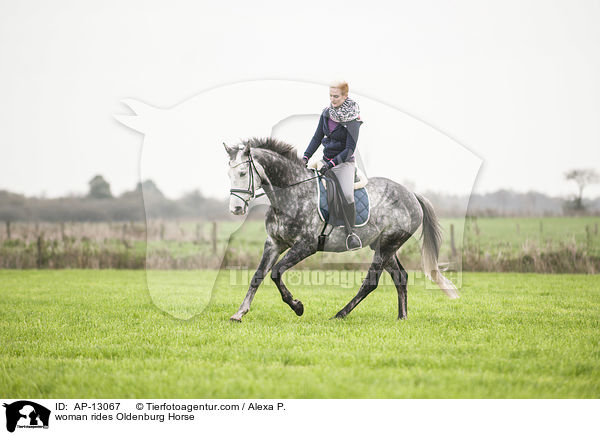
223;142;238;159
241;142;251;156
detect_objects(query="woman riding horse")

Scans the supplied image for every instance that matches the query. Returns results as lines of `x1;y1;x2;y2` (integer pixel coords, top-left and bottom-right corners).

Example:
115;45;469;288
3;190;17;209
224;136;459;322
302;81;362;251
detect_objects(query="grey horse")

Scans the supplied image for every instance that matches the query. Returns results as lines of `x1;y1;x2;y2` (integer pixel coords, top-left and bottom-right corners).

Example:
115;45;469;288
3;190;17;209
225;137;458;322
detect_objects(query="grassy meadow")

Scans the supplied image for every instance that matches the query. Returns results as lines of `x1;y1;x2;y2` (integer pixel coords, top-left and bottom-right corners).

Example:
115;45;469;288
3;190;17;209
1;269;598;398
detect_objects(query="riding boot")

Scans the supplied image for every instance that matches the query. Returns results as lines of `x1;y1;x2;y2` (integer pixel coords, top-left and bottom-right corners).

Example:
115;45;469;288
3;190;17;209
344;202;362;251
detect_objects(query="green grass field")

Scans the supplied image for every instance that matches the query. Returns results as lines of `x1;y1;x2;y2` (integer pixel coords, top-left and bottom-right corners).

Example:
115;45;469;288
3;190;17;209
1;270;599;398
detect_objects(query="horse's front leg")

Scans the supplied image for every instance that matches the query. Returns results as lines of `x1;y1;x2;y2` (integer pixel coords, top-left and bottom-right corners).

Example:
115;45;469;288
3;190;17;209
230;237;284;322
270;241;317;316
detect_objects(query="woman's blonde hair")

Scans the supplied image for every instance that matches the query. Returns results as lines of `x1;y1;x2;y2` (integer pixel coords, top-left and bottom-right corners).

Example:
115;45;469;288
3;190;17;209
329;81;349;96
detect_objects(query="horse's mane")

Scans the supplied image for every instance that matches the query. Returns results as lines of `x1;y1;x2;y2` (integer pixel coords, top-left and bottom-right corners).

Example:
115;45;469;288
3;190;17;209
242;137;303;166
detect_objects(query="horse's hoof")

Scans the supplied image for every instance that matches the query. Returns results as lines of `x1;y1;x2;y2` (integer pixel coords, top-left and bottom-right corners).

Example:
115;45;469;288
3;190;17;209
330;313;345;320
230;315;242;322
292;300;304;316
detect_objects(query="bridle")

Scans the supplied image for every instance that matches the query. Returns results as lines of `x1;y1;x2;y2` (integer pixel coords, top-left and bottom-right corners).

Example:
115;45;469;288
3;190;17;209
228;150;321;210
228;151;264;209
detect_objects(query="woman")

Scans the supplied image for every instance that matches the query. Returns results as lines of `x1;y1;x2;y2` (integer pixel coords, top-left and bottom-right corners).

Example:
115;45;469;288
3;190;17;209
302;81;363;251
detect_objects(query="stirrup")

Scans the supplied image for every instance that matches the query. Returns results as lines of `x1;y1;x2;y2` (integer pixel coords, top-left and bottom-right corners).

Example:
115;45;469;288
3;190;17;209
346;233;362;251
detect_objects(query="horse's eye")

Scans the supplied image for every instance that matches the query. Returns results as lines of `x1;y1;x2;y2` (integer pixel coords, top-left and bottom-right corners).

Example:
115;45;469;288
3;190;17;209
240;172;247;177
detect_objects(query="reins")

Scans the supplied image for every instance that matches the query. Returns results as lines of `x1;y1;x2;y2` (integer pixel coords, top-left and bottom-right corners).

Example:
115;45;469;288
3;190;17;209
228;149;338;252
229;151;321;206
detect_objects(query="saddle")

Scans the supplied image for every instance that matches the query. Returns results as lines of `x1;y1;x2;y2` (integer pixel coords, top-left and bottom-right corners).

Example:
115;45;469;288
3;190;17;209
309;158;370;223
316;174;370;227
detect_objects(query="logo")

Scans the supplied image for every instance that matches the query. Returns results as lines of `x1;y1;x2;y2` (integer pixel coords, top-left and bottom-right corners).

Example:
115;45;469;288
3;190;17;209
3;401;50;432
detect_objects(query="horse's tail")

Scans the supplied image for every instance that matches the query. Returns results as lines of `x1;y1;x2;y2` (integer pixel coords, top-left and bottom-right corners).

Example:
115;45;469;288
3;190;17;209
414;193;460;299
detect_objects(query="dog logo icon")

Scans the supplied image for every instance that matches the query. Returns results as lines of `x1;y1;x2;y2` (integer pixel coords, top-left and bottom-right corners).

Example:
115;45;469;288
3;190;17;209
3;401;50;432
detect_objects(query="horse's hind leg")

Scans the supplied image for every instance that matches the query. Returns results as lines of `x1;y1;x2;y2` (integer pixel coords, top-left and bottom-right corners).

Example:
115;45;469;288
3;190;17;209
333;259;384;319
385;254;408;320
333;246;396;319
270;242;317;316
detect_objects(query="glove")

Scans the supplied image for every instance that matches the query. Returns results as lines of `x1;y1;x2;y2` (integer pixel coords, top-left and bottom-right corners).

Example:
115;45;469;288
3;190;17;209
319;161;333;175
302;156;309;167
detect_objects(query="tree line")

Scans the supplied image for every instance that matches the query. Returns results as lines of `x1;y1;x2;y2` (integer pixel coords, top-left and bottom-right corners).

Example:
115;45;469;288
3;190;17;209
1;170;599;222
0;176;230;222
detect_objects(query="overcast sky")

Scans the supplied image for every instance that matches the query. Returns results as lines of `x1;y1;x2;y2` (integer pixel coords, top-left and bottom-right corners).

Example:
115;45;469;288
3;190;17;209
1;0;599;199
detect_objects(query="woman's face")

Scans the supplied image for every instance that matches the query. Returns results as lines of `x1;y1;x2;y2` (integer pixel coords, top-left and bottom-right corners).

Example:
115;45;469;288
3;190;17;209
330;87;347;108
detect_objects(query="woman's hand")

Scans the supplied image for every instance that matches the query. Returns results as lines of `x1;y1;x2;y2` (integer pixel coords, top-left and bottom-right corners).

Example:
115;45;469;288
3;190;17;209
319;161;333;175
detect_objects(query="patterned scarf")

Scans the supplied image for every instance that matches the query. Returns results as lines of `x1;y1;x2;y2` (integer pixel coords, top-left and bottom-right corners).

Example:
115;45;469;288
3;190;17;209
328;97;360;123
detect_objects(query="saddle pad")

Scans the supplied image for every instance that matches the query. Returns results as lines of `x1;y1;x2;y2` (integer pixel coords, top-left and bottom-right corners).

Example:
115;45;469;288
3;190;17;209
315;174;370;227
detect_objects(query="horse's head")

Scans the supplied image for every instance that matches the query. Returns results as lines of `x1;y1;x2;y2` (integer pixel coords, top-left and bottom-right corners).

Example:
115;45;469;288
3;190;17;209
224;142;262;215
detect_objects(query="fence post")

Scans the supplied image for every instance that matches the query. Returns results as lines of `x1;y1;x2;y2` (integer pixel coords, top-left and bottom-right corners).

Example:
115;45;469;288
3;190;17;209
196;222;203;242
121;223;132;249
211;221;218;254
37;234;44;269
5;221;10;240
586;225;591;251
450;224;457;257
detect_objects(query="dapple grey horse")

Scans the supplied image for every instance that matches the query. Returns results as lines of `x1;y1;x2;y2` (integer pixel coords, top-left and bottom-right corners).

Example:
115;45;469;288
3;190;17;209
225;137;458;322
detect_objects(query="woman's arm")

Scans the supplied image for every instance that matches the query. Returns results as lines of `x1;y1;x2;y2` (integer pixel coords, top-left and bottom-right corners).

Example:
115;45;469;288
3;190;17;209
303;114;325;160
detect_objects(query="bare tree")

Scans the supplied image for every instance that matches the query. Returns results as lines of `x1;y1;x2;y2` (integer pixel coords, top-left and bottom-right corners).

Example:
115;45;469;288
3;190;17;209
564;168;599;211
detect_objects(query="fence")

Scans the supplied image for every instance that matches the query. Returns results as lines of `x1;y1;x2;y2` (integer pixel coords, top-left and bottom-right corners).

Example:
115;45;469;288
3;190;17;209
1;218;599;273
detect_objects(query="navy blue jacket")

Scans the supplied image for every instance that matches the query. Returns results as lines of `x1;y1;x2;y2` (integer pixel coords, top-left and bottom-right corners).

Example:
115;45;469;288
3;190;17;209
303;108;362;166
